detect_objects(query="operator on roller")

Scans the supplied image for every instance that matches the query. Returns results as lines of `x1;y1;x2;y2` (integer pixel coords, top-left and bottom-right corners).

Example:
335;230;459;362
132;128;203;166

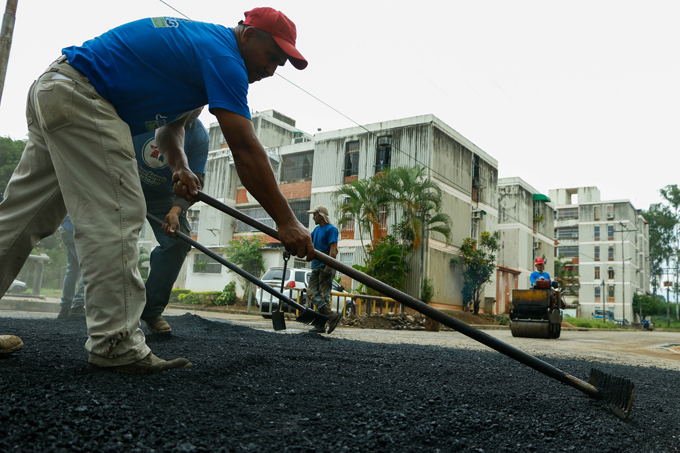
530;257;551;288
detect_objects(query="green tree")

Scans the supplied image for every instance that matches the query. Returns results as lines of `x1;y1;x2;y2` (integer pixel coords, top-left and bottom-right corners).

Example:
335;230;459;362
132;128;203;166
633;293;667;319
450;231;500;314
353;235;409;295
334;178;385;259
554;258;579;296
660;184;680;320
0;136;26;199
642;203;677;295
223;236;267;301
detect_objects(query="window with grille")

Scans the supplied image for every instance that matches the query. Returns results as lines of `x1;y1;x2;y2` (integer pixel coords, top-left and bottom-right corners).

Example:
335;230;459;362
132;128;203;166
594;225;600;241
593;205;600;221
606;204;614;220
343;140;360;177
193;254;222;274
557;226;579;239
594;246;600;261
558;246;578;257
337;251;354;276
608;267;615;280
608;246;614;261
237;200;310;232
281;152;313;182
607;225;614;240
558;208;578;220
374;135;391;174
594;266;600;280
608;285;615;300
594;286;601;301
293;258;310;269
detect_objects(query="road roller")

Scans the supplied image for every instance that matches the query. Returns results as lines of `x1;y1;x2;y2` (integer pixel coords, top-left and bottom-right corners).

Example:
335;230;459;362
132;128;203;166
509;278;563;339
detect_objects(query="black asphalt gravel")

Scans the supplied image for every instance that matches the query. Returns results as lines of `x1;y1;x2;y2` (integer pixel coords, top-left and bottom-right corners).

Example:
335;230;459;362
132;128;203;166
1;314;678;452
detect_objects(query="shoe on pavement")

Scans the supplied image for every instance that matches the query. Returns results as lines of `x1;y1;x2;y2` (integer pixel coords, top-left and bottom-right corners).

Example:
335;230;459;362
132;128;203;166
326;312;342;334
57;305;71;320
143;315;172;335
310;324;326;333
68;307;85;319
86;353;191;375
0;335;23;354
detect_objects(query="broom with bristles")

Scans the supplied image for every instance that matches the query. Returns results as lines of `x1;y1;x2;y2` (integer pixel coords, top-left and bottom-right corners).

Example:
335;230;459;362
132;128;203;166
195;190;635;419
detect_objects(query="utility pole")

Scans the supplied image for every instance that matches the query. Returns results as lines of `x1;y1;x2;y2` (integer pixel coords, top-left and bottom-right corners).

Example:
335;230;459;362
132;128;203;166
0;0;18;106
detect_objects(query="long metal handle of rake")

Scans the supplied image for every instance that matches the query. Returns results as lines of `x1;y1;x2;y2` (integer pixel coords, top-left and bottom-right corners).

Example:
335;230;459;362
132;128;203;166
146;213;310;315
195;191;603;400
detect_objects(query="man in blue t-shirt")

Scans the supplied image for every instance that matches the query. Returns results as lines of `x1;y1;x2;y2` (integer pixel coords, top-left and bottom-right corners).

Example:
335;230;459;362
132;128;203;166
134;108;209;335
0;7;314;375
530;257;551;287
306;205;341;334
57;215;85;319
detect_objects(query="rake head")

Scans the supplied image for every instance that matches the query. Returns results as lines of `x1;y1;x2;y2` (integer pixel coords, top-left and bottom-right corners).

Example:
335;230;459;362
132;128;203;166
589;368;635;419
295;308;330;330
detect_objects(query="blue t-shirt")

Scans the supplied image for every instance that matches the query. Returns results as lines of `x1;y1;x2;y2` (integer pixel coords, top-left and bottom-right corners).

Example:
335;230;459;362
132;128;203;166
63;17;251;136
133;118;209;196
311;223;339;269
530;271;551;287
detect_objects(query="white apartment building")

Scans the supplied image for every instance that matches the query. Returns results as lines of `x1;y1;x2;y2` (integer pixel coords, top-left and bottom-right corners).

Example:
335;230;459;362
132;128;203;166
550;187;650;322
497;177;555;313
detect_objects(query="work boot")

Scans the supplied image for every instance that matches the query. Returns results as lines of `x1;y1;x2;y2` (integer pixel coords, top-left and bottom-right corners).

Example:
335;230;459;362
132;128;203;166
310;322;326;333
143;315;172;335
318;305;342;334
87;353;191;375
57;305;71;320
0;335;23;354
69;307;85;319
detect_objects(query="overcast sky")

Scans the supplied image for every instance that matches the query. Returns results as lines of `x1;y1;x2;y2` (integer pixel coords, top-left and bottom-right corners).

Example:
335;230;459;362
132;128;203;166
1;0;678;211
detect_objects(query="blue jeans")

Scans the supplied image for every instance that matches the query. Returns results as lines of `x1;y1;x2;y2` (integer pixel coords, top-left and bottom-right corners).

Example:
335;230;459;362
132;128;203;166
307;267;335;310
141;195;192;319
59;227;85;310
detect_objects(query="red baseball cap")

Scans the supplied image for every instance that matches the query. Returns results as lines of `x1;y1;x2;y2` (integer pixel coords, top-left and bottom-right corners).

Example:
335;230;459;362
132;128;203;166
242;7;308;70
535;257;545;265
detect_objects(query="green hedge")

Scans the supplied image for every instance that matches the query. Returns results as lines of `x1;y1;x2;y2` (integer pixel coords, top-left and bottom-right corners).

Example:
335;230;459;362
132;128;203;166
176;291;222;305
170;289;191;304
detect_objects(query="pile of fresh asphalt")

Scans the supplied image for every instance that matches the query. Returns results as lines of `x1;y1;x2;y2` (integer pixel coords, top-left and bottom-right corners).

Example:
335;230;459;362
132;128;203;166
1;314;678;452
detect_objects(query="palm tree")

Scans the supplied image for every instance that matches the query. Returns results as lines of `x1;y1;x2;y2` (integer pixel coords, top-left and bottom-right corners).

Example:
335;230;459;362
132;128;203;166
380;166;452;249
334;178;385;260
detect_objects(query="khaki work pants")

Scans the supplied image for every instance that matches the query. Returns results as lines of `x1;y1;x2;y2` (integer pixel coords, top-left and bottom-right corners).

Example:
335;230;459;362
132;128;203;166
0;58;150;365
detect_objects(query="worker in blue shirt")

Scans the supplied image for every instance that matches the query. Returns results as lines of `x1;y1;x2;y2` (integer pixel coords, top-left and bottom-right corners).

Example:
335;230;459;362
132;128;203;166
530;257;551;287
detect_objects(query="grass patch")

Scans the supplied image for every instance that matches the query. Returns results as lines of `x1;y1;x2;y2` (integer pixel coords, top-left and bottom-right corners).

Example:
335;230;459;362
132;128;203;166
564;316;622;329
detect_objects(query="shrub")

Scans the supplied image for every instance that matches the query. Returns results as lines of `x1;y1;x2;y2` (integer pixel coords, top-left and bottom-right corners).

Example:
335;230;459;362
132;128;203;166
215;281;237;306
177;291;222;305
170;289;191;304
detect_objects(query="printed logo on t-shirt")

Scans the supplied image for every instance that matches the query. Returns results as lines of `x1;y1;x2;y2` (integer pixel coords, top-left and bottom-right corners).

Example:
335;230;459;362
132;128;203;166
144;113;168;132
140;137;168;170
151;17;180;28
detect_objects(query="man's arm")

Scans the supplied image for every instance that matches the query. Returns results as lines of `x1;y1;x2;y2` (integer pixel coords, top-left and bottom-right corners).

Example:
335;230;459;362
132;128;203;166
213;108;314;260
156;115;202;201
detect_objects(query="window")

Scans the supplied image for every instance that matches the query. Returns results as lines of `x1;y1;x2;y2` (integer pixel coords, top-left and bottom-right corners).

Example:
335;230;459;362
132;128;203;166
594;225;600;241
558;208;578;220
193;254;222;274
343;140;360;178
557;226;579;239
237;200;311;232
281;152;313;182
374;135;391;173
607;225;614;240
293;258;310;269
340;198;355;240
608;266;615;280
593;205;600;221
187;209;200;236
472;154;483;203
594;266;600;280
606;204;614;220
557;246;578;258
594;286;601;302
608;246;614;261
608;285;615;301
594;246;600;261
338;251;354;276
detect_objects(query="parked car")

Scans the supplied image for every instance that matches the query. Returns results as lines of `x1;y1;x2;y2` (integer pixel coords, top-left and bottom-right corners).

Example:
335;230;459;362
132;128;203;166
255;267;354;317
9;279;28;294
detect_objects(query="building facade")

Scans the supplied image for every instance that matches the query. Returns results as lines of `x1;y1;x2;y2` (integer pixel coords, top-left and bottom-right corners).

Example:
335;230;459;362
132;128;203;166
550;187;650;322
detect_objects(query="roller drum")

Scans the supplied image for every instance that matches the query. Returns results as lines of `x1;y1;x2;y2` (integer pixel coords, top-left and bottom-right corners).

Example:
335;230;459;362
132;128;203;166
510;320;551;338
